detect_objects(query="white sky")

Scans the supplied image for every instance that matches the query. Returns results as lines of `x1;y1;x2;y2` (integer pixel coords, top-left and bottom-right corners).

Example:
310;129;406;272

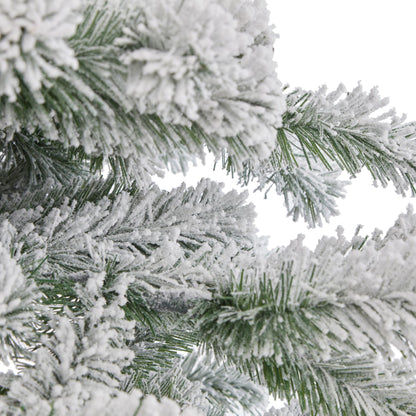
155;0;416;249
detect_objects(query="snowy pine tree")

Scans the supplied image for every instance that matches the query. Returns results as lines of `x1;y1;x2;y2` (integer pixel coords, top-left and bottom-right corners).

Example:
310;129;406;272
1;0;416;415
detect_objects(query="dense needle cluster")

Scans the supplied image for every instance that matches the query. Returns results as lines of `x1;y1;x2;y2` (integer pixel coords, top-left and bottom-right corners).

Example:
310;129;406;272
1;0;416;415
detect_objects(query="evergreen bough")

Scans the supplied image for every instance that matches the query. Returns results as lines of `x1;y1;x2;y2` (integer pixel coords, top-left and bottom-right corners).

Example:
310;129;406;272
1;1;416;415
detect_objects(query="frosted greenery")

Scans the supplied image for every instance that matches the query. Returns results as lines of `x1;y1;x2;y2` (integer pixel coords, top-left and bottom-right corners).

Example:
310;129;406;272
1;0;416;415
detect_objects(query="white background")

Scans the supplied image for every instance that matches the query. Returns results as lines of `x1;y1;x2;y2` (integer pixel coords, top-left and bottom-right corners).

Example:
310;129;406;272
156;0;416;249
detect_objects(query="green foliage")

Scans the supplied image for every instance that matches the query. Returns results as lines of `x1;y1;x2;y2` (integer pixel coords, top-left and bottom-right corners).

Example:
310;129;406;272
223;85;416;226
195;245;416;415
0;130;87;191
2;1;416;415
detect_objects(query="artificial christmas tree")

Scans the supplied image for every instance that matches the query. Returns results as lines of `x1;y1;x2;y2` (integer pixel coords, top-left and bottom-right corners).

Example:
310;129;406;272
1;0;416;415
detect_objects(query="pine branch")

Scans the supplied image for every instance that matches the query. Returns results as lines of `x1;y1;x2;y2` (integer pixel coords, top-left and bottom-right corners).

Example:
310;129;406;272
0;127;158;192
0;177;258;295
259;161;347;227
223;84;416;226
195;211;416;414
128;311;198;381
0;305;202;415
1;268;136;414
181;352;268;415
0;129;89;192
1;174;263;413
0;222;202;414
1;0;285;185
137;350;268;415
0;241;42;363
282;85;416;193
197;272;416;415
265;354;416;416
